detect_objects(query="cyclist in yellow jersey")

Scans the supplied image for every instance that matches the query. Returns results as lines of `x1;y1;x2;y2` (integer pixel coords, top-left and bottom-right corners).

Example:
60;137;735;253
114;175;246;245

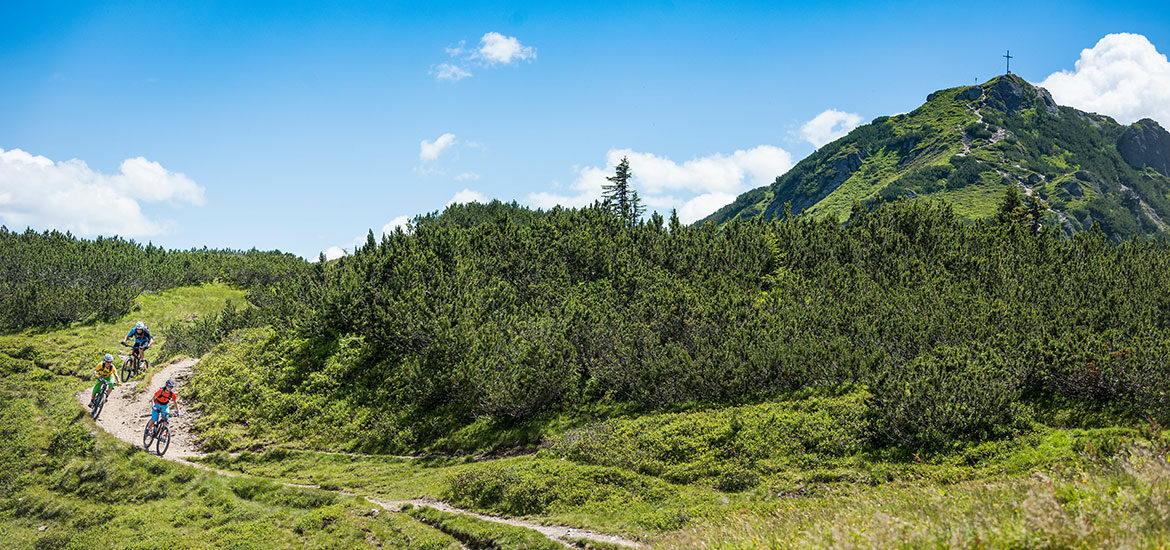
90;353;121;408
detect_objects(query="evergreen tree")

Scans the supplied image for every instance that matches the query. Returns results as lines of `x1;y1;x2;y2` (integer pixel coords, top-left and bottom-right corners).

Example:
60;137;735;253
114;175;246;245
995;185;1025;226
1026;195;1048;235
602;156;642;224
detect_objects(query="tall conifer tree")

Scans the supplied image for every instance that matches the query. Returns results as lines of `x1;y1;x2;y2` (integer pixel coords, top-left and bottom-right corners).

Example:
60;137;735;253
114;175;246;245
602;156;643;224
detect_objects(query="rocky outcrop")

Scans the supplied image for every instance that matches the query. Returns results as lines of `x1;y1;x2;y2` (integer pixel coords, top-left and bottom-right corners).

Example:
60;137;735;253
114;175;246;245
984;75;1029;113
800;149;866;208
1061;180;1084;198
958;86;983;102
1035;87;1060;116
1118;119;1170;177
982;74;1059;115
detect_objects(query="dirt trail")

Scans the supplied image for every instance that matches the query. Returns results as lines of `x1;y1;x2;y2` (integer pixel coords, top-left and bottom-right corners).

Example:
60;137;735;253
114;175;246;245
78;357;643;548
76;356;201;457
375;497;640;548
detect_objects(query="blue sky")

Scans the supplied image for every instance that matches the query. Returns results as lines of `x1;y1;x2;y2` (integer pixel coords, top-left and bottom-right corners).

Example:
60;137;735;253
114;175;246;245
2;1;1169;258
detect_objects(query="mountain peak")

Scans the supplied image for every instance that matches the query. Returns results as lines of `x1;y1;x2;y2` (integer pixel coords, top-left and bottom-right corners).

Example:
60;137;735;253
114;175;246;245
926;74;1058;115
702;75;1170;239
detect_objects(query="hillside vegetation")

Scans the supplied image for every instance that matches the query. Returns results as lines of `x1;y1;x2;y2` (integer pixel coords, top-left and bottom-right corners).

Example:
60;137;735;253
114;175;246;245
0;226;307;331
6;105;1170;544
704;74;1170;241
0;287;475;549
5;197;1170;546
187;198;1170;460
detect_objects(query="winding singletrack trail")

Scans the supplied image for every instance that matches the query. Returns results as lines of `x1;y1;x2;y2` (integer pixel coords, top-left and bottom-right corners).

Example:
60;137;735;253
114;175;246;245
77;357;643;549
76;356;201;457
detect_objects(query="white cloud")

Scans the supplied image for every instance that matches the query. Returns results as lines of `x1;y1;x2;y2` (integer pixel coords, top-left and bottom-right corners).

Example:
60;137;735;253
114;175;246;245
433;32;535;81
321;246;347;261
1039;33;1170;126
381;215;412;236
419;133;457;162
454;172;480;181
433;63;472;82
800;109;863;148
527;145;794;223
445;41;467;57
473;32;536;65
0;147;204;237
448;188;488;205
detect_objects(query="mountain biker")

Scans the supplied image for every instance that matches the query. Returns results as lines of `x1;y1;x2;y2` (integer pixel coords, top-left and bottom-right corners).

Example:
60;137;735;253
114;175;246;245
89;353;121;408
147;379;179;434
123;321;153;363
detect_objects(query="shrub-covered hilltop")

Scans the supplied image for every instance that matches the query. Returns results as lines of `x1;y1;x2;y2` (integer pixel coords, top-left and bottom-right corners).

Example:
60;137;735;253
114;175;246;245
190;198;1170;455
703;74;1170;240
0;227;307;331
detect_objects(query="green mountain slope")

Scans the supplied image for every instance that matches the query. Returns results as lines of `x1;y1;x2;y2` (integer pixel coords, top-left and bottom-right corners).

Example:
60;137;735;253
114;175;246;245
703;74;1170;239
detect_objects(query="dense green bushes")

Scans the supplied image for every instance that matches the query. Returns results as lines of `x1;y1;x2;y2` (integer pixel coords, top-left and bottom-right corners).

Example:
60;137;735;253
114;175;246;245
157;299;263;361
869;346;1024;448
189;197;1170;454
0;227;307;331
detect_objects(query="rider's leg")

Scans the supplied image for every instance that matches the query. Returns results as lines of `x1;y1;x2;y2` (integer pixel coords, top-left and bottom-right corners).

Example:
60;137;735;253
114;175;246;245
149;403;164;431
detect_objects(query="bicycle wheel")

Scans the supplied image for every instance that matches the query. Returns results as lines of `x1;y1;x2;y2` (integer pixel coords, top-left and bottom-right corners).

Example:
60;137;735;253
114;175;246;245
141;359;150;373
91;392;105;420
143;424;155;449
155;425;170;456
121;358;133;380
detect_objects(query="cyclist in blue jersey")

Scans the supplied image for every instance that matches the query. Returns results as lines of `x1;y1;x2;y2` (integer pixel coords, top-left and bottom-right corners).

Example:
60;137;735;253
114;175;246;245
122;321;153;365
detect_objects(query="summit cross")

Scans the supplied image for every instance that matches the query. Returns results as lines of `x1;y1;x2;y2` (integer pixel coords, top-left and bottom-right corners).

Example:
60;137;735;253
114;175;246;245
1004;50;1013;74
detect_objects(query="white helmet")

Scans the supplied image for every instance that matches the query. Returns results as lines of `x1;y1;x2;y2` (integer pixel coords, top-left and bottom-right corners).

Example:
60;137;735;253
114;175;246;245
104;353;114;362
135;321;146;330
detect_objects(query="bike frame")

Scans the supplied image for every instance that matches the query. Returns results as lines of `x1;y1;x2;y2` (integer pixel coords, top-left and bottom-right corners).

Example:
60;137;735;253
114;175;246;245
149;405;177;432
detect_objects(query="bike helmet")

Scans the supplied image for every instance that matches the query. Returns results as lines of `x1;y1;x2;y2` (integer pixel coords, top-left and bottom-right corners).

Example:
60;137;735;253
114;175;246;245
135;321;146;330
104;353;114;362
165;379;174;389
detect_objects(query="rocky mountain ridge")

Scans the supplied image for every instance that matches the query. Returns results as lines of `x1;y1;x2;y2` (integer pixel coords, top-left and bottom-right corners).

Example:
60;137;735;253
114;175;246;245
703;74;1170;239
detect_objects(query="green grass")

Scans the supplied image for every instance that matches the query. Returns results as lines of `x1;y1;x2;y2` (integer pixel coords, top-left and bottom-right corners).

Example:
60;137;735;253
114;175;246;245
0;347;462;549
0;282;246;380
814;150;902;219
193;449;722;538
405;505;563;550
0;284;472;549
196;449;472;500
923;183;1007;219
190;388;1145;540
659;444;1170;548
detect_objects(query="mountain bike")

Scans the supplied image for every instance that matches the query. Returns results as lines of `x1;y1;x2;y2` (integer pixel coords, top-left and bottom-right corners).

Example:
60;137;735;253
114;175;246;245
90;378;113;420
121;342;151;380
143;405;179;456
